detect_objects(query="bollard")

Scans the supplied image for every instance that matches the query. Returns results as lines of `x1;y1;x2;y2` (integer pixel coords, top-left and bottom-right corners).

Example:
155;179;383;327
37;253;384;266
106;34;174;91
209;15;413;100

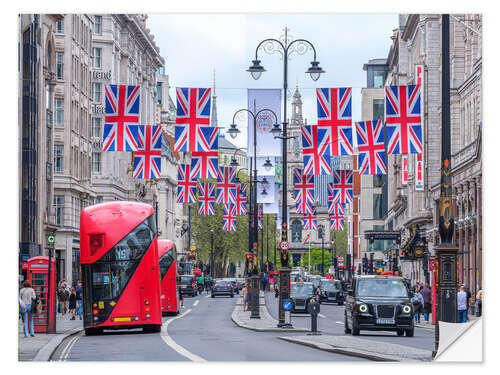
307;298;321;335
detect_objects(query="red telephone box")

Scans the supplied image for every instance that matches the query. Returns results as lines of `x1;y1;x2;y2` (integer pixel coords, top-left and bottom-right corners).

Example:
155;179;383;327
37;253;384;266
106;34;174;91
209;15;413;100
26;256;56;333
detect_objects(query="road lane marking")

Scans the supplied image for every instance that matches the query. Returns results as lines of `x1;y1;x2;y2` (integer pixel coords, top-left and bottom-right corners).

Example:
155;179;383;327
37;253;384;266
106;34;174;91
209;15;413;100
193;300;199;306
336;321;343;324
206;295;210;298
161;309;206;362
318;313;326;318
59;332;81;361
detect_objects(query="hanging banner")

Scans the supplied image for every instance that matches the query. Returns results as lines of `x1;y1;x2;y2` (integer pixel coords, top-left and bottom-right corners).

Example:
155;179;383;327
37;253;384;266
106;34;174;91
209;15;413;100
276;207;290;230
247;89;282;157
402;155;409;185
415;153;424;191
256;156;276;176
264;184;279;214
257;176;275;203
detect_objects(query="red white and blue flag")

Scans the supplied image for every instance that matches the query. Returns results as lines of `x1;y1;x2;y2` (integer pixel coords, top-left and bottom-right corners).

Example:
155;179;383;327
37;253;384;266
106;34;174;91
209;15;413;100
132;125;162;179
303;208;318;231
330;203;344;231
197;182;215;216
385;84;423;154
235;184;247;216
190;126;219;180
317;88;354;156
216;166;237;205
174;87;212;152
293;169;315;215
330;170;353;204
327;184;345;215
355;119;387;175
177;163;197;203
301;124;331;175
258;204;263;229
103;84;141;151
223;204;237;232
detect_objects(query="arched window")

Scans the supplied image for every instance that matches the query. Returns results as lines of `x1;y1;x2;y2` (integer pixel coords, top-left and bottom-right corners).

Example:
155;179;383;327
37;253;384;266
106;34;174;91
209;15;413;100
291;219;302;243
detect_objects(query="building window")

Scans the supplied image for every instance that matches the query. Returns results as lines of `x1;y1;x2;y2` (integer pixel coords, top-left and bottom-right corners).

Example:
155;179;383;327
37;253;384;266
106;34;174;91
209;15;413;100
72;248;80;284
291;220;302;243
56;19;64;33
373;70;385;88
373;193;383;220
54;144;63;173
93;47;101;68
92;152;101;173
95;196;103;204
373;174;383;188
156;82;162;104
94;16;102;35
54;195;64;226
92;82;102;103
56;52;64;80
373;99;384;120
54;98;64;126
92;117;102;138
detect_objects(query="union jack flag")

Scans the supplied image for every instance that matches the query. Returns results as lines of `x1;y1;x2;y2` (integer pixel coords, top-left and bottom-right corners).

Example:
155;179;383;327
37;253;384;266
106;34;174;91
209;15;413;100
385;84;423;154
317;88;354;156
293;169;315;215
330;203;344;231
301;124;331;175
190;126;219;180
177;164;197;203
216;166;237;205
235;184;247;216
355;120;387;175
327;183;345;215
223;204;237;232
258;204;263;229
303;208;318;231
197;182;215;216
132;125;162;179
174;88;212;152
103;85;141;151
330;169;353;204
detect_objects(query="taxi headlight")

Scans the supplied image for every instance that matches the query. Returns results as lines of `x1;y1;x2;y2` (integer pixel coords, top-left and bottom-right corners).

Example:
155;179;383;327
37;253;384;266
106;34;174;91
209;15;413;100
359;303;368;313
402;305;412;314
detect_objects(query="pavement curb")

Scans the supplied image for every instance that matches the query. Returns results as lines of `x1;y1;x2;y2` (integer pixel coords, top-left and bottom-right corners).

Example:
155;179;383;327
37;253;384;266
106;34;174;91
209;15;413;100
32;327;83;362
278;336;429;362
231;307;310;332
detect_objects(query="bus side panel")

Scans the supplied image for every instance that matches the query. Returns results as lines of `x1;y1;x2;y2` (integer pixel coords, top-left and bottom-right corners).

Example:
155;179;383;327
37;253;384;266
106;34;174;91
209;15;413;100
97;239;162;328
162;262;179;313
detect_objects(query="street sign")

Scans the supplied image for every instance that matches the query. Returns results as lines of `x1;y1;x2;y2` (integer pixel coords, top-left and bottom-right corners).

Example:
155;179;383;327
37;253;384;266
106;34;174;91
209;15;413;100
282;300;292;311
47;234;55;245
280;240;290;251
338;257;344;262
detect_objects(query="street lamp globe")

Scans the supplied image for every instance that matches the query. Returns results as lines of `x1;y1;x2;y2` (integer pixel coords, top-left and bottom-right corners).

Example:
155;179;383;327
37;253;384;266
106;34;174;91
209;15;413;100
227;123;240;139
247;59;265;80
306;61;325;82
270;123;282;136
261;188;268;196
263;157;273;171
230;157;239;168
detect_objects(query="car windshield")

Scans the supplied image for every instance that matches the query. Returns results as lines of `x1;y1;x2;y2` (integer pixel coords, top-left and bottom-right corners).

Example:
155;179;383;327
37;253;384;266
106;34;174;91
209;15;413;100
356;278;409;298
322;281;341;291
181;276;193;284
216;281;229;286
291;283;314;296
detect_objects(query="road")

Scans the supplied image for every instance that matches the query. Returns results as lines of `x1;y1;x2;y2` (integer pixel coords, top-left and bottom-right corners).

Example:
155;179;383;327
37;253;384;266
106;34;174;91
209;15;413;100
52;291;367;361
264;292;434;351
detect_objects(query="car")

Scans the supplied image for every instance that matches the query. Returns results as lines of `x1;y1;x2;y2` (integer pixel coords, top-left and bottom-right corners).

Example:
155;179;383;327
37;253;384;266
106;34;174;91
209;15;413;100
344;275;414;337
290;282;316;313
318;279;345;305
305;275;322;291
180;275;198;297
224;278;240;294
211;280;234;298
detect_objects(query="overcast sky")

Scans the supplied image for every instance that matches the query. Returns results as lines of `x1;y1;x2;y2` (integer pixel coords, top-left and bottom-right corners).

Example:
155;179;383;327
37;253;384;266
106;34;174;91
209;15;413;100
147;13;398;148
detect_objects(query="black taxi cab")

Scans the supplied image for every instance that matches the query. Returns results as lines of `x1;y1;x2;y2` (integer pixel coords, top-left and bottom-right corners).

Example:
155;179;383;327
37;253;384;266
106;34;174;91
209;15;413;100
344;275;414;337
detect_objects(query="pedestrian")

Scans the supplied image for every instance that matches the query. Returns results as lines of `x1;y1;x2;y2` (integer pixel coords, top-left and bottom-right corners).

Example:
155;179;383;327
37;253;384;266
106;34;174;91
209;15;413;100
457;286;468;323
465;285;472;321
476;289;482;316
69;287;77;320
19;295;26;323
420;283;432;324
242;285;248;312
76;282;83;320
58;281;68;315
19;280;37;337
178;285;184;308
197;275;204;294
411;287;424;323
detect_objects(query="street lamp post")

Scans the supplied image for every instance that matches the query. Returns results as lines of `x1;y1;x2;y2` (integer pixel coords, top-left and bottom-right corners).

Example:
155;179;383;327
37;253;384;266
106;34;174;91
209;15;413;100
248;28;324;328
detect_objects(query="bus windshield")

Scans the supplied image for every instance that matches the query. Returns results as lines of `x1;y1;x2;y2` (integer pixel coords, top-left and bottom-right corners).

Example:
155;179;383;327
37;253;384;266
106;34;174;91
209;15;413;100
159;250;174;280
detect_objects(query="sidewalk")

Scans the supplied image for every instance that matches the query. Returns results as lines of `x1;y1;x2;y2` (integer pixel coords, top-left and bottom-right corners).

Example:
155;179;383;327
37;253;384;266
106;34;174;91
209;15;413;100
231;291;309;332
414;313;480;330
18;313;83;361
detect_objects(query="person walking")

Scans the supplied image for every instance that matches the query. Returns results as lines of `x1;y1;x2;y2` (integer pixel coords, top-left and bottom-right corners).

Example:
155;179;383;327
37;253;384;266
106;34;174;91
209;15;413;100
178;285;184;308
19;280;37;337
76;282;83;320
241;285;248;312
476;289;482;317
69;287;77;320
411;287;424;324
457;286;468;323
58;281;68;315
197;275;204;294
465;285;472;321
420;283;432;324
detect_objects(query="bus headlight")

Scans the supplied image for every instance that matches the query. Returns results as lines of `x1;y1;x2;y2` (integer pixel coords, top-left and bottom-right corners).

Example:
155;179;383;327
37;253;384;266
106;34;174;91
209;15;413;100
359;304;369;313
402;305;412;314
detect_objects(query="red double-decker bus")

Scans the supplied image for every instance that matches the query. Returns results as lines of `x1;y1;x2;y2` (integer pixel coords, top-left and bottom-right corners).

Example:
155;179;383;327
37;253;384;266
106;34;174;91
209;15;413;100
80;201;162;335
158;240;180;315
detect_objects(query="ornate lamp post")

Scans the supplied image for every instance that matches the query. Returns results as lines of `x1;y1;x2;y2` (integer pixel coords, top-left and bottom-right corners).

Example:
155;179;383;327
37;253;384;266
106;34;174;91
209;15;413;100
248;28;324;328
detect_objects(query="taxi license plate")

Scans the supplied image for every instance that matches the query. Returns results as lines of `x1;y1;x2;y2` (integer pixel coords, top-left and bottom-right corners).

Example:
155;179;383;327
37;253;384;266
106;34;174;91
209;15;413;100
376;318;395;325
114;317;131;322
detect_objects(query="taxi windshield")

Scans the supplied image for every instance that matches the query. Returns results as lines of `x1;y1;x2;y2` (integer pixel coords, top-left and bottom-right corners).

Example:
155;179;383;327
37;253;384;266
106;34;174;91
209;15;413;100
356;278;408;298
322;281;341;291
291;283;314;295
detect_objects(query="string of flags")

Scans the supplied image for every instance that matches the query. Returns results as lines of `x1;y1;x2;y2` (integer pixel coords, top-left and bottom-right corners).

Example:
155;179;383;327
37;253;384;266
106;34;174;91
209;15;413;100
101;81;423;234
